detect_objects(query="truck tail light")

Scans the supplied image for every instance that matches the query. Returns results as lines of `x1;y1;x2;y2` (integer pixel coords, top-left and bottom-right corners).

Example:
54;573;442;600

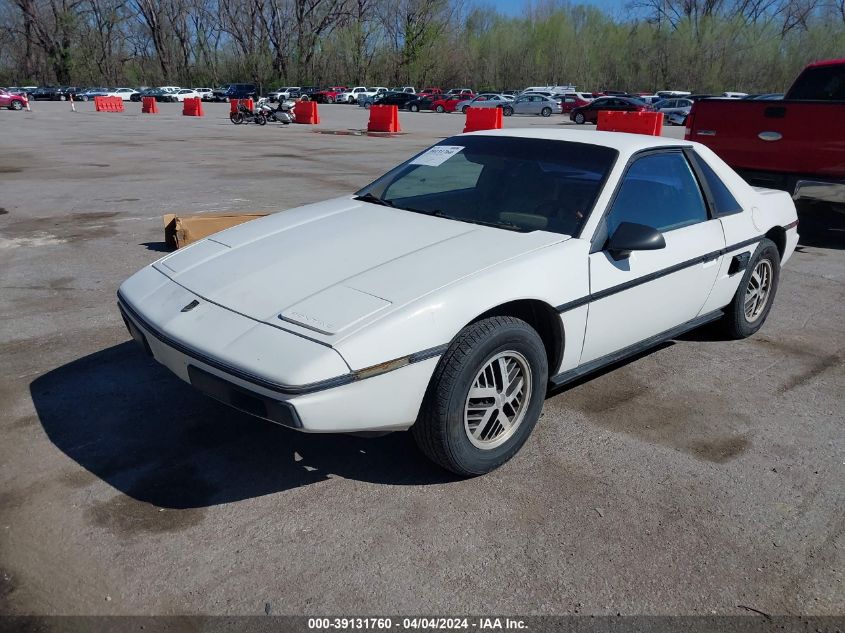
684;111;695;140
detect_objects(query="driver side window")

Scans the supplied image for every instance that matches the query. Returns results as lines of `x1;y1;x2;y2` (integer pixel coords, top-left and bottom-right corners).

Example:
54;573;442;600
606;152;708;235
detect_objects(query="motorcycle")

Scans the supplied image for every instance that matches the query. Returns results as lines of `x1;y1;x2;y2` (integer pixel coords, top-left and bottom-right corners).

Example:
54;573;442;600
255;97;296;124
230;102;266;125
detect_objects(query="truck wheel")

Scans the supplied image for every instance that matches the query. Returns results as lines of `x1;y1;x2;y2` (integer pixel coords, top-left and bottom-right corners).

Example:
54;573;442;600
721;238;780;339
412;316;548;476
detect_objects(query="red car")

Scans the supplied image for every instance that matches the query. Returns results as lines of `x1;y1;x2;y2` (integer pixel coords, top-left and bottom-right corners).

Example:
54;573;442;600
419;87;443;96
0;88;28;110
431;94;473;113
558;93;592;114
309;86;347;103
569;96;650;124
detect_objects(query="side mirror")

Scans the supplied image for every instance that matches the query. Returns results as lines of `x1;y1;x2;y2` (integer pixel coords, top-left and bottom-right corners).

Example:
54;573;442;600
606;222;666;260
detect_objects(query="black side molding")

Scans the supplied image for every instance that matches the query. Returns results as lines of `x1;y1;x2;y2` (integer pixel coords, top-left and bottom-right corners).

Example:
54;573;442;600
556;237;762;313
548;310;724;389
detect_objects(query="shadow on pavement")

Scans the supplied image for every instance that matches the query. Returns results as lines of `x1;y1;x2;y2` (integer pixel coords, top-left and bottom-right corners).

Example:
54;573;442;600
31;342;457;509
796;201;845;250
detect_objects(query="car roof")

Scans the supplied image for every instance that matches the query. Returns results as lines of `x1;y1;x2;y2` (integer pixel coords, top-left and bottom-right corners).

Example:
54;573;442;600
460;128;693;156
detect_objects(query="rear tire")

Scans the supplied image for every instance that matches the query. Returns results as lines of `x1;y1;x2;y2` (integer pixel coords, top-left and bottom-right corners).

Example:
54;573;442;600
461;105;469;114
255;113;267;125
502;106;513;117
721;238;780;339
435;105;445;113
410;104;419;112
230;113;243;125
412;317;548;476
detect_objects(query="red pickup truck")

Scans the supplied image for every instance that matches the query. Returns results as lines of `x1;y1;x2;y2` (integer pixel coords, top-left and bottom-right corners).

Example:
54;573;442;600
685;59;845;204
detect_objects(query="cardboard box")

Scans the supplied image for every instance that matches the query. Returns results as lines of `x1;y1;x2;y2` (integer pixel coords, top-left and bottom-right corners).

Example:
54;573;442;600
163;212;270;250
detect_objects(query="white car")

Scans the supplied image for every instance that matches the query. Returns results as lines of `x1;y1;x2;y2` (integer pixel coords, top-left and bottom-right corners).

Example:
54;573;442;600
268;87;300;101
194;88;213;100
113;88;139;101
338;86;387;103
173;88;201;102
118;129;799;475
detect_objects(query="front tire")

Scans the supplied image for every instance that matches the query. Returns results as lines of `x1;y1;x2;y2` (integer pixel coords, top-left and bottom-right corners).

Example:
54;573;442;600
541;107;552;117
574;112;585;124
230;112;244;125
435;105;445;113
410;104;419;112
412;317;548;476
721;238;780;339
502;106;513;116
10;100;23;110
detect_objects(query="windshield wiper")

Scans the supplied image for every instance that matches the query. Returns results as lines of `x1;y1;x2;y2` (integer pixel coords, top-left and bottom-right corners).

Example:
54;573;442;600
415;209;525;232
354;192;394;207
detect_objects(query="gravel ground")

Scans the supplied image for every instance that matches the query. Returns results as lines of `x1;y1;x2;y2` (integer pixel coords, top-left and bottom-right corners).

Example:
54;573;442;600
0;101;842;617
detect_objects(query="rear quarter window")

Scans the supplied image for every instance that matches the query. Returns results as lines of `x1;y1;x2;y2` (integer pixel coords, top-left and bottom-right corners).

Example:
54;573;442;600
690;152;744;216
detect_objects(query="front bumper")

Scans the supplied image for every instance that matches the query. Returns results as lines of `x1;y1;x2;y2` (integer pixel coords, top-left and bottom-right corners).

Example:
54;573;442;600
117;271;437;433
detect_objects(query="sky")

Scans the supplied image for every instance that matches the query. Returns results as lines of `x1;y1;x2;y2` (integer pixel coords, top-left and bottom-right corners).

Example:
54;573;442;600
478;0;629;17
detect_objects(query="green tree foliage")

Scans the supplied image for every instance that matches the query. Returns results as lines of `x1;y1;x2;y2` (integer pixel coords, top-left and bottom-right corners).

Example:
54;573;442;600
0;0;842;92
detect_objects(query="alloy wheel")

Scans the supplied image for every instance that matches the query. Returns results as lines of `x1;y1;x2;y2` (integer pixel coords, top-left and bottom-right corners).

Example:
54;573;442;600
464;351;532;450
744;259;773;322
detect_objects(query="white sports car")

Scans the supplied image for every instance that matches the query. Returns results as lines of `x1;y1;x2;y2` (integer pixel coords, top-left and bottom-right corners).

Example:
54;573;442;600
118;129;799;475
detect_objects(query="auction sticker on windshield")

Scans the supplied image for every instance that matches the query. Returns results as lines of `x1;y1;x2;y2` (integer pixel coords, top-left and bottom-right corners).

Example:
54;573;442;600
410;145;464;167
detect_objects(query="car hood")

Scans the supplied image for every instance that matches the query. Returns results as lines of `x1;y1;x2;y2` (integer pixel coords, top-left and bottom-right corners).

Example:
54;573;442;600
154;197;565;338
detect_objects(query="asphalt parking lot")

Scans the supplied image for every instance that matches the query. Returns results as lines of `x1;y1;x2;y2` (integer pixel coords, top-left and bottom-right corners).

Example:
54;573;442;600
0;101;842;617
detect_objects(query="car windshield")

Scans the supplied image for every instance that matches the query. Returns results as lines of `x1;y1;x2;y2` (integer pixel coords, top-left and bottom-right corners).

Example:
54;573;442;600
355;136;617;236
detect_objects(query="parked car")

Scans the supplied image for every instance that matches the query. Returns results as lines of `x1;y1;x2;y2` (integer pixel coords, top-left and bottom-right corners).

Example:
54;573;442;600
171;88;201;102
556;93;592;114
309;86;348;103
721;92;749;99
194;88;214;100
389;86;416;94
652;98;693;118
299;86;320;98
118;128;799;475
58;86;83;100
431;94;473;113
113;88;139;101
406;94;438;112
210;83;257;102
0;88;28;110
419;87;443;95
456;93;513;114
503;94;562;117
76;87;110;101
30;86;63;100
446;88;474;95
666;111;688;126
570;96;651;124
131;88;157;102
686;58;845;203
364;92;418;109
268;87;300;102
338;86;388;104
656;90;691;98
